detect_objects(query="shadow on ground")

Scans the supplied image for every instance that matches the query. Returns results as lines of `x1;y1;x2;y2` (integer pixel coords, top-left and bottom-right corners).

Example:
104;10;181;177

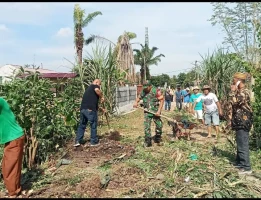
21;168;47;191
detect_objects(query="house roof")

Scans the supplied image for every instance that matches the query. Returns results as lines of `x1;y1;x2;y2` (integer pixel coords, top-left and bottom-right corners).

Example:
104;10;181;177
24;68;57;74
18;73;78;78
1;64;77;79
39;73;77;78
1;64;58;74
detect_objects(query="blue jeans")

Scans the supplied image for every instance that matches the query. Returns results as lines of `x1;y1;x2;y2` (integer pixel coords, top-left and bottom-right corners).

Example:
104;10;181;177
236;129;251;170
165;100;171;110
176;100;182;111
75;109;99;145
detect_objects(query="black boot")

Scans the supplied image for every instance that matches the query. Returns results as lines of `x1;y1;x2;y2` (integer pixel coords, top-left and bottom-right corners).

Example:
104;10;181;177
144;137;152;147
154;134;162;143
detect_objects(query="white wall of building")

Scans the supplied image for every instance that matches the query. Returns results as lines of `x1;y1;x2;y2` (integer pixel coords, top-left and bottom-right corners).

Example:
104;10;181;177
0;65;21;84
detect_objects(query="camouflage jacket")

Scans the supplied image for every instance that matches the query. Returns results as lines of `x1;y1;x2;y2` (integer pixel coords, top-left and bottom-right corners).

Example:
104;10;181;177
227;88;253;131
139;86;161;112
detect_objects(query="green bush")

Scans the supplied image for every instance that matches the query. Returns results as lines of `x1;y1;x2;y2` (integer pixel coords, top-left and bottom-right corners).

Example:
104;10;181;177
0;68;82;168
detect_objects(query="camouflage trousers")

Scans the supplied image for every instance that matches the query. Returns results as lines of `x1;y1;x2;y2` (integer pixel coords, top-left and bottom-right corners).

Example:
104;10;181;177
144;112;163;138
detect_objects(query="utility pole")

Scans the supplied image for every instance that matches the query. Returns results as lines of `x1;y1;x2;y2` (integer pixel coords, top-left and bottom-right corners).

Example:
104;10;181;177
144;27;149;83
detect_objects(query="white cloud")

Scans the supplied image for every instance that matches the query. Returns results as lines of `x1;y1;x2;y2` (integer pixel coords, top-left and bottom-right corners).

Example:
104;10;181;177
56;27;73;37
0;24;8;32
0;3;227;75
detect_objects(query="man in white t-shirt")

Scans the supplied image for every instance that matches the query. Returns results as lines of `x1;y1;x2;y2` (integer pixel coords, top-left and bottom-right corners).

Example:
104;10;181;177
193;85;223;138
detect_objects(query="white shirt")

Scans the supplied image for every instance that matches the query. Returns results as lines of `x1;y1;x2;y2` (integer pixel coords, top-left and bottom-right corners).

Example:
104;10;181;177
196;92;219;113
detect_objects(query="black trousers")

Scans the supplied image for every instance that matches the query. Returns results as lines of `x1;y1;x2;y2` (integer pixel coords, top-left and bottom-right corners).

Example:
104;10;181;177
235;129;251;170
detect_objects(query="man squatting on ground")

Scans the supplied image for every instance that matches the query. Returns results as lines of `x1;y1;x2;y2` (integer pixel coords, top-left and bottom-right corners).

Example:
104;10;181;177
0;97;25;198
227;72;253;175
74;79;106;147
193;85;223;138
133;80;164;147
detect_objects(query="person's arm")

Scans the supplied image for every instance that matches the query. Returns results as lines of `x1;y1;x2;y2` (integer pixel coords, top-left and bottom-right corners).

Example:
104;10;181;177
0;98;3;114
94;87;104;102
133;92;143;108
213;94;223;115
193;95;201;110
236;90;251;106
189;96;193;113
156;90;164;116
133;97;141;108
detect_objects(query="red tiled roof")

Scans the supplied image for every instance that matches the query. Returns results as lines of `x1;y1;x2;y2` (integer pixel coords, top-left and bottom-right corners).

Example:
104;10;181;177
18;73;77;78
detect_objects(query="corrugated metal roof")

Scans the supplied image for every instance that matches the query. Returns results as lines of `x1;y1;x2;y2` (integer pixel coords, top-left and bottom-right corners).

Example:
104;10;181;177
18;73;77;78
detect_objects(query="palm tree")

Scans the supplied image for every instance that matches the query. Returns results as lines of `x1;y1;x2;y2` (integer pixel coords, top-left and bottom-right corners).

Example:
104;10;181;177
133;44;165;84
73;4;102;66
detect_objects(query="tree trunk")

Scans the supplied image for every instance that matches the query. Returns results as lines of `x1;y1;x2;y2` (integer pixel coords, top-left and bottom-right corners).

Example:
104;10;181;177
146;66;150;80
140;66;145;84
77;49;83;66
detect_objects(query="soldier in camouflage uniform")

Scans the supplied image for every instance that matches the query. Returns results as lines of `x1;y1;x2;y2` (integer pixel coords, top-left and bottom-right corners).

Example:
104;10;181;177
133;80;164;147
227;72;253;175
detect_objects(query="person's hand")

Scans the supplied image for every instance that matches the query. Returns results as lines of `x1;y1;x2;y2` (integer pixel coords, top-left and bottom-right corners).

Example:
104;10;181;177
231;85;236;92
102;108;107;113
227;120;231;127
155;111;161;117
133;102;138;108
219;110;223;116
101;97;105;103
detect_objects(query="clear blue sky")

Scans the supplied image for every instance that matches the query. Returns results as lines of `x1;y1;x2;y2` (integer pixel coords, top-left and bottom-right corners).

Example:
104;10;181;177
0;2;225;76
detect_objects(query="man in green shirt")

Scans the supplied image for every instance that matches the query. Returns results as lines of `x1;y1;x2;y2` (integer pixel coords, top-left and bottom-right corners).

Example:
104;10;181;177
0;97;25;198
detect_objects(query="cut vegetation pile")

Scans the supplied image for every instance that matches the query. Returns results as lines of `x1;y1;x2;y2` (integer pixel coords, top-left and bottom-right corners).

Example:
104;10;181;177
0;110;260;198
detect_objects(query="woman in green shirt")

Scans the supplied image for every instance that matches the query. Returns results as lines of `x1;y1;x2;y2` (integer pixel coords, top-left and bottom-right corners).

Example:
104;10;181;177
0;97;25;198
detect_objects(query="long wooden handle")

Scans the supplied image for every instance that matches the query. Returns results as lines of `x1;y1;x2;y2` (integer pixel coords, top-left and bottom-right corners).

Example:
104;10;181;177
137;107;173;121
102;102;111;130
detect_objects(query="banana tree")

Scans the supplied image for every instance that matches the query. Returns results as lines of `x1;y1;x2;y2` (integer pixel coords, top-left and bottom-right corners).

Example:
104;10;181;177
133;44;165;84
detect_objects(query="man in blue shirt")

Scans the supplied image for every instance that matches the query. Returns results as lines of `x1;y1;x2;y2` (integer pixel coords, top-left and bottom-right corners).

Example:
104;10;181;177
190;86;204;124
175;86;183;111
182;88;191;111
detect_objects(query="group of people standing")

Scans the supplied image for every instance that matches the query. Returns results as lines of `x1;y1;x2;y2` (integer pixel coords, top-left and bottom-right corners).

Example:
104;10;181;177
164;86;191;111
0;72;253;197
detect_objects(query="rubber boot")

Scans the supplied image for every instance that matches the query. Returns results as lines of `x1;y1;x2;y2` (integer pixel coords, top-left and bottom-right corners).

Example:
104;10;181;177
154;134;162;143
144;137;152;147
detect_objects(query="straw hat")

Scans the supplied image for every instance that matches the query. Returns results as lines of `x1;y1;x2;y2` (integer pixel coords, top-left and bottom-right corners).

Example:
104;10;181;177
233;72;247;80
186;87;190;91
193;86;200;91
202;85;211;90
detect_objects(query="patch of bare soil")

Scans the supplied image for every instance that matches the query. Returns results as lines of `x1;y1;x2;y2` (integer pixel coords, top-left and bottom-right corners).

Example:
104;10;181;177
75;174;102;198
68;133;135;168
29;131;136;198
107;166;144;190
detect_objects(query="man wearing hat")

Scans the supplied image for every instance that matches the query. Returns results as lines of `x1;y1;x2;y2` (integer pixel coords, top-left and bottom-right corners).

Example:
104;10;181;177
193;85;223;138
227;72;253;174
190;86;204;124
133;80;164;147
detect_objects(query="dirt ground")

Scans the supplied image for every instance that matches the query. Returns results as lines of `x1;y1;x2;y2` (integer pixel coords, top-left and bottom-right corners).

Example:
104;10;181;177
1;108;260;198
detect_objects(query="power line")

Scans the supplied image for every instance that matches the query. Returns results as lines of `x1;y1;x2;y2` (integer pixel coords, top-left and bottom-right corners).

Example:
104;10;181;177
151;67;194;76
